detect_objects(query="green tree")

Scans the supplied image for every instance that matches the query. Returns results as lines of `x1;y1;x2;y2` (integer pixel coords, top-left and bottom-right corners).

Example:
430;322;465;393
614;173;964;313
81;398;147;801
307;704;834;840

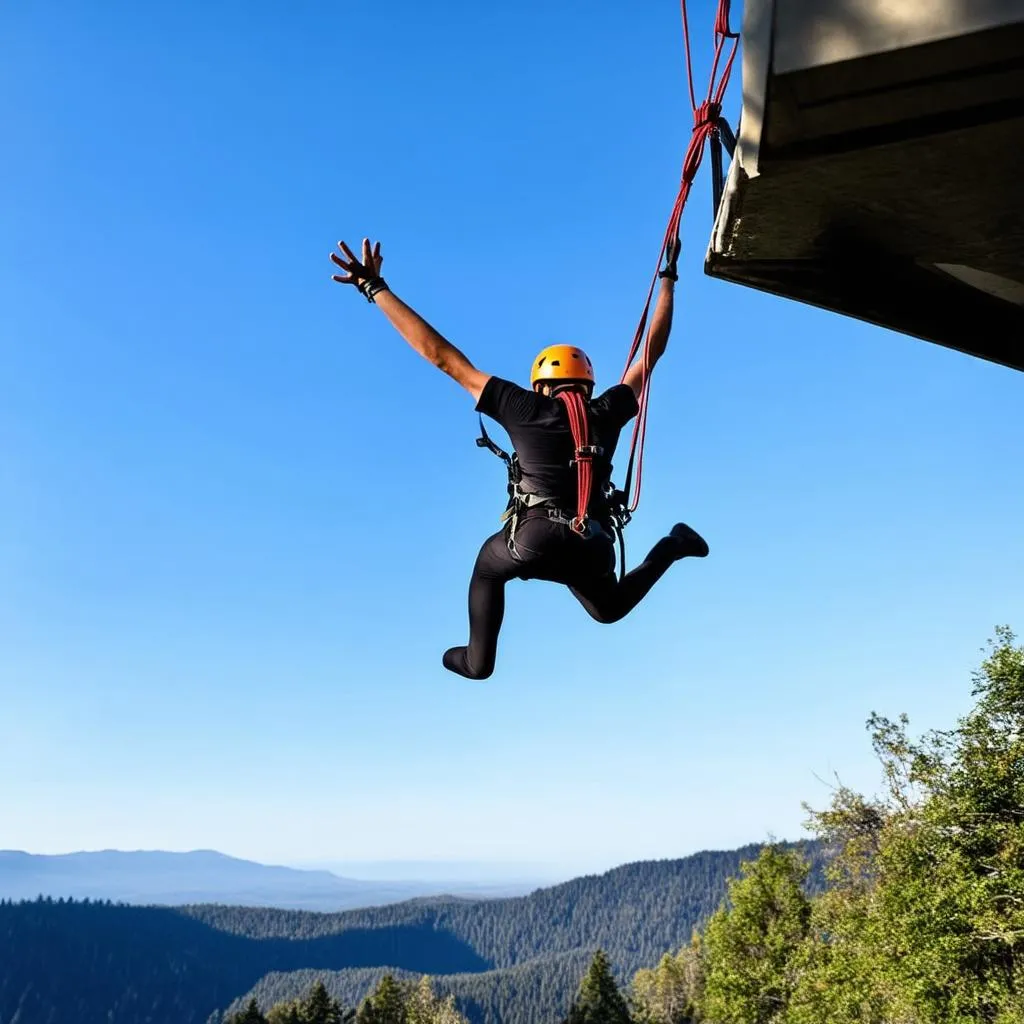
301;980;344;1024
356;974;408;1024
405;977;435;1024
793;626;1024;1024
266;999;301;1024
630;935;704;1024
267;1003;303;1024
405;976;469;1024
784;786;890;1024
427;995;467;1024
699;844;811;1024
563;949;631;1024
228;998;268;1024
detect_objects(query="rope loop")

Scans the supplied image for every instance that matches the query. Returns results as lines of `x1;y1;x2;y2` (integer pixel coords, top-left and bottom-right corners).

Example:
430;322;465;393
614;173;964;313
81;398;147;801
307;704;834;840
693;100;721;130
557;390;596;538
714;0;740;39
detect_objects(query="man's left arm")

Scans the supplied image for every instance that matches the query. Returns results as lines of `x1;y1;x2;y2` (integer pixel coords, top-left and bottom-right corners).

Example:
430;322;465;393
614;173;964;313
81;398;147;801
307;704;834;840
623;238;679;399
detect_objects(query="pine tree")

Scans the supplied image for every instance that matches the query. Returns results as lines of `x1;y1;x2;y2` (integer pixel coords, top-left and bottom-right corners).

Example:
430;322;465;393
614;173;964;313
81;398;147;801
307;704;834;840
267;1002;303;1024
227;998;268;1024
406;977;436;1024
563;950;631;1024
428;994;466;1024
301;980;344;1024
356;974;408;1024
405;975;469;1024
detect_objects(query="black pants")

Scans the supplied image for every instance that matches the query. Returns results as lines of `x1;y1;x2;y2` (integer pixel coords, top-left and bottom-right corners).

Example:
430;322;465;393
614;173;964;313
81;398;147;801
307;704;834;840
443;514;680;680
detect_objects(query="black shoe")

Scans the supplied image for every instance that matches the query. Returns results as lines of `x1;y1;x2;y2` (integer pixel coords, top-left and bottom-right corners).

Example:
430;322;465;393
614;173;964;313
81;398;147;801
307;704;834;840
667;522;709;558
645;523;709;565
443;646;494;681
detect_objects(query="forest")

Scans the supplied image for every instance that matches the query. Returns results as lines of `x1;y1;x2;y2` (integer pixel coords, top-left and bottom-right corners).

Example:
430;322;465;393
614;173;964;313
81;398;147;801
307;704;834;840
3;843;802;1024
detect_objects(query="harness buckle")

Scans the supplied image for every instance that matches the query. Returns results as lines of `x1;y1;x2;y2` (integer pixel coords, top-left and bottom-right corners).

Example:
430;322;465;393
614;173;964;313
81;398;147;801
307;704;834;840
604;485;632;528
570;444;603;467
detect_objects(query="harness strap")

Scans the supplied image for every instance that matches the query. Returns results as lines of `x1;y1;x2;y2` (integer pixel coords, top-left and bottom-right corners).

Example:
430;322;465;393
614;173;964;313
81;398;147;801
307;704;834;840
475;414;513;468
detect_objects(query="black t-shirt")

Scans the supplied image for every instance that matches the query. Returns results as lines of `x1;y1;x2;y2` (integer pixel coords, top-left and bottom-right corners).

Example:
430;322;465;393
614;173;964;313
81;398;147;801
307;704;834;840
476;376;639;514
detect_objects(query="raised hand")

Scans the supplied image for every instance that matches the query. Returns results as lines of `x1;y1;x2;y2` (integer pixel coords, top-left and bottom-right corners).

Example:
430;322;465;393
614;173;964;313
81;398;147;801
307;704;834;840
330;238;389;301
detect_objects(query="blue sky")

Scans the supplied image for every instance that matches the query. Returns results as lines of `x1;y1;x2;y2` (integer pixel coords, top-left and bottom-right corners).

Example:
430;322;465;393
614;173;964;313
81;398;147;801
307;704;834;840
2;0;1022;881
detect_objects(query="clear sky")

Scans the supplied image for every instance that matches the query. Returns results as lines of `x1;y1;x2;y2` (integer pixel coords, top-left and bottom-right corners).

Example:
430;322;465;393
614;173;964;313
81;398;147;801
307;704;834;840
2;0;1022;881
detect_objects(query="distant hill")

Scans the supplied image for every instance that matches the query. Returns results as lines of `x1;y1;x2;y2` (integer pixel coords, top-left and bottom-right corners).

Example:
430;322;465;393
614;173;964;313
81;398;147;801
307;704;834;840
186;841;826;974
0;897;489;1024
0;849;534;910
0;840;825;1024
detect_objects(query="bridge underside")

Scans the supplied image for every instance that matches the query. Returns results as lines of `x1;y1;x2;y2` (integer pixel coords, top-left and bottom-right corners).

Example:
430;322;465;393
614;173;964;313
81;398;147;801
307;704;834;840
706;0;1024;372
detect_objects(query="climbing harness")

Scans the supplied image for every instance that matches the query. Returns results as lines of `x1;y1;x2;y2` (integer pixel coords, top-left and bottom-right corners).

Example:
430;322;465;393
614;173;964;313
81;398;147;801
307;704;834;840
476;404;633;578
474;0;739;577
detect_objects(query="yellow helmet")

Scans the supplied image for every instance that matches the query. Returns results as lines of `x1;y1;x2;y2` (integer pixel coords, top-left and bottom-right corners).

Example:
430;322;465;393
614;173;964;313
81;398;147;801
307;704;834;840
530;344;596;389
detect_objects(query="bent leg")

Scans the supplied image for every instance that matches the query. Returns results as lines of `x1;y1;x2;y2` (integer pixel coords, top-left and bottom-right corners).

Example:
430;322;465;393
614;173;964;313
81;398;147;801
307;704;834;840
569;523;708;624
443;529;522;680
569;558;672;625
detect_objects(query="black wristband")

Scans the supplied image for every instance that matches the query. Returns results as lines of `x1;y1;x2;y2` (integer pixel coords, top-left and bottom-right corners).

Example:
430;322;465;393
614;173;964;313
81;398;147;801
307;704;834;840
660;235;681;281
358;276;390;303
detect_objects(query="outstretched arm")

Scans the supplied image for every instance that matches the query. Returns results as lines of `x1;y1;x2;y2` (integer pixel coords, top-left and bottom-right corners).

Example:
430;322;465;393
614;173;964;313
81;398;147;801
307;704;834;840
622;237;680;399
623;274;675;400
331;238;491;403
373;289;491;402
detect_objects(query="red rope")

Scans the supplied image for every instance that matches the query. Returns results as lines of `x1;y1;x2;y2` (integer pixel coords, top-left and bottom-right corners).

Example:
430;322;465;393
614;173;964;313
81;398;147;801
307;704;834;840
618;0;740;514
556;389;596;534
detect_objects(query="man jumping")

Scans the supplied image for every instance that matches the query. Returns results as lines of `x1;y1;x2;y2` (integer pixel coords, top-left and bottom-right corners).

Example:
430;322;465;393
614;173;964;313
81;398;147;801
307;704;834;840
331;238;708;680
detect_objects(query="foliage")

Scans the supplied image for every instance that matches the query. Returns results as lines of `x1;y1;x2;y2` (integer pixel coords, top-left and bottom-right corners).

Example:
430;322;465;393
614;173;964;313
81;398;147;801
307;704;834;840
266;1005;303;1024
698;846;811;1024
405;976;470;1024
562;950;632;1024
788;625;1024;1024
356;973;408;1024
617;626;1024;1024
629;936;704;1024
229;998;269;1024
351;973;469;1024
224;981;353;1024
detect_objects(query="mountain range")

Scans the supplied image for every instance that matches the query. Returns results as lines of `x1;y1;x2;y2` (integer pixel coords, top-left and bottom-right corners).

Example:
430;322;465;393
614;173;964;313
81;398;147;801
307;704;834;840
0;840;826;1024
0;849;539;910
